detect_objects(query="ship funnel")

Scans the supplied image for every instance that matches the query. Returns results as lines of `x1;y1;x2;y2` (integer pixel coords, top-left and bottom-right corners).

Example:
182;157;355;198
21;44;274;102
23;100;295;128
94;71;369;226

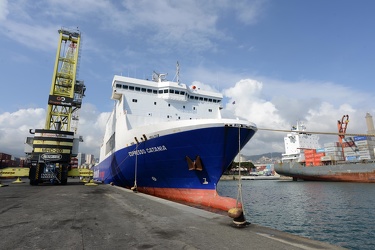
365;113;375;135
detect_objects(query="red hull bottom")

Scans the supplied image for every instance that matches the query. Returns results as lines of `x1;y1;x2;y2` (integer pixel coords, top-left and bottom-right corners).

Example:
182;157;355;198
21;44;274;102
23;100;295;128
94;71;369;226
292;171;375;183
137;187;241;212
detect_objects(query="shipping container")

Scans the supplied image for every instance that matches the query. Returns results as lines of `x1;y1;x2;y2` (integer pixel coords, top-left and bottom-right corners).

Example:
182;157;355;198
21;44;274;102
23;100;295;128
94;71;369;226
343;147;357;152
357;145;372;151
345;156;358;161
316;148;325;153
325;151;343;156
314;152;325;157
359;155;372;160
355;140;375;146
331;155;344;161
324;146;342;152
358;150;372;156
304;149;316;155
305;156;315;161
344;151;358;157
354;136;368;141
323;142;341;147
321;156;332;161
0;153;12;160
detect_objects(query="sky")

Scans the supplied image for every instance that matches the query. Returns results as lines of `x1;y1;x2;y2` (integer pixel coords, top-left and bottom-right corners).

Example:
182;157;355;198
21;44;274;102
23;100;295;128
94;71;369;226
1;0;375;159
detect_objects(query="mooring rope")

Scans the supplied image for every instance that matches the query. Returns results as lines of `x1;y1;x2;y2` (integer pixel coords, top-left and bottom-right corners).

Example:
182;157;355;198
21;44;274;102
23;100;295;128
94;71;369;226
258;128;375;137
236;126;245;213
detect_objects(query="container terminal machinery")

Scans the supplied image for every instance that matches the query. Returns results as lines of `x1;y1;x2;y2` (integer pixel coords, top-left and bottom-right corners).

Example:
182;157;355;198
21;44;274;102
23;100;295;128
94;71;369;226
24;28;87;185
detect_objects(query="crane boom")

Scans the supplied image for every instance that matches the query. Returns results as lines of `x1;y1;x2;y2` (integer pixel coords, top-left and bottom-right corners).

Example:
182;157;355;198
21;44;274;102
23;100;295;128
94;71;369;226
337;115;349;143
46;29;85;131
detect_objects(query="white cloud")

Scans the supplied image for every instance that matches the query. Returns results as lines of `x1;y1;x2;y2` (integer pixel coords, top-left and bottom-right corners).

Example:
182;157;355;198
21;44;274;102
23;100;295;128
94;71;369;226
0;108;45;157
0;0;9;21
75;103;110;156
1;21;58;51
223;79;284;126
0;0;265;53
0;104;110;158
232;0;266;25
220;77;375;155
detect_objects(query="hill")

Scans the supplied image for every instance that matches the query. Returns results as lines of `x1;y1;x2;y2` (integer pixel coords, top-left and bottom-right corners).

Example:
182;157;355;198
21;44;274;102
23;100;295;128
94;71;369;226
244;152;282;163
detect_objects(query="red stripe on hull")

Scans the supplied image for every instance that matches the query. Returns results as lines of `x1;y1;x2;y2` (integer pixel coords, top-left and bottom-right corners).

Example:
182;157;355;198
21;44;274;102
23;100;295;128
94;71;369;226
293;171;375;183
138;187;241;211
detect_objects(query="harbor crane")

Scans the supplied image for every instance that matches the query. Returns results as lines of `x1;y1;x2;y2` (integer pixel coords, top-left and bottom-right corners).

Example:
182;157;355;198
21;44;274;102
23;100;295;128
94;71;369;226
25;28;86;185
337;115;349;144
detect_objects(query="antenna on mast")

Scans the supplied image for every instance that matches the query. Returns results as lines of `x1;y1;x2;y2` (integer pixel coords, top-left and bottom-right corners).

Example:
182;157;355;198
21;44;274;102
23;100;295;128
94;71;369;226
173;61;180;84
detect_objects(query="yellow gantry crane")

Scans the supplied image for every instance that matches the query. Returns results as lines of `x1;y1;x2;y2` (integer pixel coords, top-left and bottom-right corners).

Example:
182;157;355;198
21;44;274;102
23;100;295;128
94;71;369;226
45;29;85;132
26;28;87;185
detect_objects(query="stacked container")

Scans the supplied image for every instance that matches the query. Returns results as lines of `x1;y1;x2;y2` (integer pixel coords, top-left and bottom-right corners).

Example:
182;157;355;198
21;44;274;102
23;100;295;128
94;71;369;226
342;137;358;161
341;136;375;161
354;136;375;160
323;142;344;161
304;149;325;166
0;152;12;169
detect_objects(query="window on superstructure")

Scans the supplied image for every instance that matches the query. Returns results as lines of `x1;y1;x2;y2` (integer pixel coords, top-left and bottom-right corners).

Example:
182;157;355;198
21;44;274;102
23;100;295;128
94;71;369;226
208;98;212;102
154;102;157;105
193;107;196;110
141;88;146;92
180;91;185;95
132;99;137;103
158;90;163;94
123;85;128;89
175;90;179;95
129;86;135;90
135;87;140;91
213;99;217;103
189;96;194;99
183;106;185;109
204;98;208;101
168;104;170;107
194;96;198;100
147;89;152;93
105;133;115;155
208;109;212;112
153;90;157;94
163;89;168;93
116;84;122;88
199;97;203;101
170;89;175;94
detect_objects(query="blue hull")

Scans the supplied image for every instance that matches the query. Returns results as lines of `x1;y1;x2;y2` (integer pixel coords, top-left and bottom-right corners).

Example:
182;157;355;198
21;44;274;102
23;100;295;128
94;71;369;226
93;126;255;190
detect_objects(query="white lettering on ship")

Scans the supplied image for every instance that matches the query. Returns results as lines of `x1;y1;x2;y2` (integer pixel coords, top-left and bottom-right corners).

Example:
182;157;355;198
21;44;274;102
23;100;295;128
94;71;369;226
128;145;167;157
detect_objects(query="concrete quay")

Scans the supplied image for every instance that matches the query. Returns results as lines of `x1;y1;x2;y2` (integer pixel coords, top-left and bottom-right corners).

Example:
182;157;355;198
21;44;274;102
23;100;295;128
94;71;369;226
0;179;344;250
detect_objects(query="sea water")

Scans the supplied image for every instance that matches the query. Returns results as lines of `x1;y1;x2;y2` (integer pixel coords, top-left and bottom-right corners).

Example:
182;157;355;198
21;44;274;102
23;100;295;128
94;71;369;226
217;180;375;250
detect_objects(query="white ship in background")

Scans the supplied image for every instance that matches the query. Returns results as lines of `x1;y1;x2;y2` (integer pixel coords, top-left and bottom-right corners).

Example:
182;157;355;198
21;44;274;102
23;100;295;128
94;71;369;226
281;121;320;163
275;114;375;182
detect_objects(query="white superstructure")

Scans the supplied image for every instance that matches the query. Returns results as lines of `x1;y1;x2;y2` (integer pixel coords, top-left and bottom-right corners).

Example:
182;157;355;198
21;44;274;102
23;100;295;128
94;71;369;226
282;121;320;162
99;72;236;161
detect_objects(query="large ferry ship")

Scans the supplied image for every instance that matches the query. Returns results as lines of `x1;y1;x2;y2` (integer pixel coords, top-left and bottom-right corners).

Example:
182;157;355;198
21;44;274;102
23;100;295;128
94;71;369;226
93;69;257;211
274;117;375;182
